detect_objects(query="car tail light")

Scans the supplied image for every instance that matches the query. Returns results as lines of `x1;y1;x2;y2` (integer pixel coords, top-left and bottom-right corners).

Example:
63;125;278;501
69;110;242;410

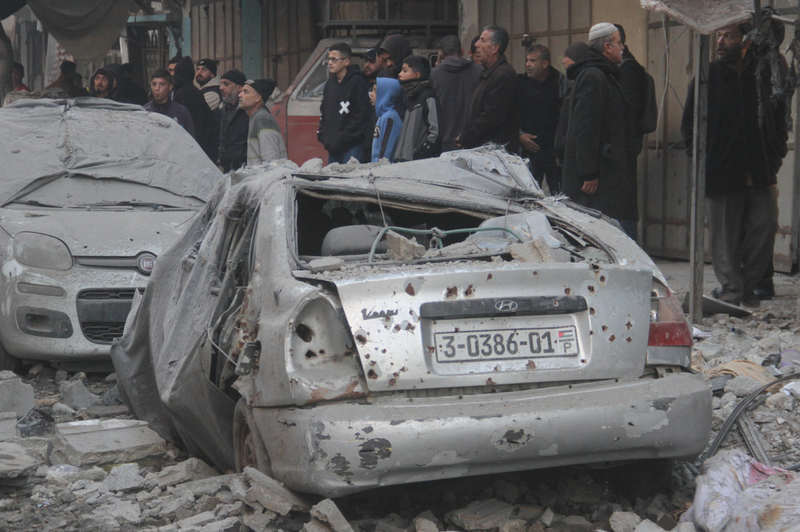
648;279;692;347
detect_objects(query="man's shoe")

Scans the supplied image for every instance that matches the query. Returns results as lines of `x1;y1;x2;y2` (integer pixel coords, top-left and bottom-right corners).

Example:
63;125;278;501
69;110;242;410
754;286;775;300
741;294;761;308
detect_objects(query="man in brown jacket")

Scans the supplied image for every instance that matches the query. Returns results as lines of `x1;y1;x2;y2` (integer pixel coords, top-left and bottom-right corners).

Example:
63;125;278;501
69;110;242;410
456;25;519;152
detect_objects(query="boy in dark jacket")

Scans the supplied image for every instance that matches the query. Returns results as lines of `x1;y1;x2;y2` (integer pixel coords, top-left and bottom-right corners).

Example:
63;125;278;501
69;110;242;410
318;42;371;164
394;56;442;162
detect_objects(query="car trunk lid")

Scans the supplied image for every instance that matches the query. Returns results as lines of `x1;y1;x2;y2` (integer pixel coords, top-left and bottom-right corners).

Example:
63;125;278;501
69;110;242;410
299;261;653;393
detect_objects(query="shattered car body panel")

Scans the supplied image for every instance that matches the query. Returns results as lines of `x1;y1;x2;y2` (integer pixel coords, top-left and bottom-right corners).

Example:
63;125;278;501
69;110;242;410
113;149;712;496
0;98;221;362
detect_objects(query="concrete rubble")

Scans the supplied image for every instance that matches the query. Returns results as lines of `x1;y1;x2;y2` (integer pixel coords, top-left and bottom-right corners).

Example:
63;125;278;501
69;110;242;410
0;268;796;531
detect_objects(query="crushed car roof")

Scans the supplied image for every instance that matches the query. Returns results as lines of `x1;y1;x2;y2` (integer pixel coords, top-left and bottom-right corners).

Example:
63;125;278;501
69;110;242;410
0;98;222;205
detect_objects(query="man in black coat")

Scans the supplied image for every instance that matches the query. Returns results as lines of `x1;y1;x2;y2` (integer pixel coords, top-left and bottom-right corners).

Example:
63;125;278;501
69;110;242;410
560;23;640;239
218;69;249;172
681;22;788;307
430;35;483;152
456;25;519;152
518;44;570;193
318;42;371;164
173;56;218;162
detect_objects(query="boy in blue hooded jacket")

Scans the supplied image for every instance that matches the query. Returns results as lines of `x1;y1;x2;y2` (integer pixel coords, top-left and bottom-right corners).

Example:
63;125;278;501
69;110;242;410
371;78;403;162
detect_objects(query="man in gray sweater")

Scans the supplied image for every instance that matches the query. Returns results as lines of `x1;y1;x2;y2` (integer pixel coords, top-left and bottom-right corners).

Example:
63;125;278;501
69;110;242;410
239;79;286;166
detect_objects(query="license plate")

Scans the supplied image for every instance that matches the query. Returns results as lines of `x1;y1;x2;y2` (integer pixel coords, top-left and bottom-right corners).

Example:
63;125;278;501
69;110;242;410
434;326;579;363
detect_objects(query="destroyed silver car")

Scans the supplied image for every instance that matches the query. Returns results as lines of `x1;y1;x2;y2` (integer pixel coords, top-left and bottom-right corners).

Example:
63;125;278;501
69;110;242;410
0;98;221;368
113;149;712;497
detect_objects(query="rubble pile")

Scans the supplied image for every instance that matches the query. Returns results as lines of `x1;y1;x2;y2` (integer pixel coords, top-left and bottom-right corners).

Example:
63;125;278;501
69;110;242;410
0;266;797;531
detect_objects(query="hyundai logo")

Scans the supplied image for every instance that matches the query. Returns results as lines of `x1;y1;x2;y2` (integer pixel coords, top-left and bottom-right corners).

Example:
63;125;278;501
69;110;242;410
495;300;518;312
138;254;156;275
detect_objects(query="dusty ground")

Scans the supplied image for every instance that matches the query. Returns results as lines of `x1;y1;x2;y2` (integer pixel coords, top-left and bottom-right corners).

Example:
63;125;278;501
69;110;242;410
0;259;798;531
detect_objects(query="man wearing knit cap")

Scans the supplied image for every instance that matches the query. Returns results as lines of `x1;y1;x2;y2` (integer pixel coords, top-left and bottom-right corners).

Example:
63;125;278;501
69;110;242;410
218;69;249;172
560;22;640;241
239;79;287;165
562;42;589;70
195;58;222;111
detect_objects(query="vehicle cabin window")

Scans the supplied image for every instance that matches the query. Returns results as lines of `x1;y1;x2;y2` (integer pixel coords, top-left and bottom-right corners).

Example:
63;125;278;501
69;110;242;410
296;56;328;100
295;189;486;258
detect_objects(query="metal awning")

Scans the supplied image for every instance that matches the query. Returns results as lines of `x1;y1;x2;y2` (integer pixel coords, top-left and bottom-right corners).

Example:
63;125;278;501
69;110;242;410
639;0;754;33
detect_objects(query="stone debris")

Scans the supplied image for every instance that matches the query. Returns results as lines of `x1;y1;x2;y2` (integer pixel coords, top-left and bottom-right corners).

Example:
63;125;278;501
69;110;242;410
309;256;345;273
58;379;99;410
103;463;146;491
448;499;515;531
0;371;35;416
385;230;426;260
610;511;642;532
0;442;38;482
311;498;354;532
50;419;167;466
153;457;218;488
0;412;18;441
244;466;310;515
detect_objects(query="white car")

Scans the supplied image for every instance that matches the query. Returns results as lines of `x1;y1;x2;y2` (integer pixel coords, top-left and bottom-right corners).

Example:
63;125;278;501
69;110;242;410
115;149;711;497
0;98;221;369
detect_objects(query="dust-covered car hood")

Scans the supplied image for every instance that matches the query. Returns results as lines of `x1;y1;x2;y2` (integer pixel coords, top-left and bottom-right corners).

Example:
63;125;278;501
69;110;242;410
0;208;193;257
0;98;220;206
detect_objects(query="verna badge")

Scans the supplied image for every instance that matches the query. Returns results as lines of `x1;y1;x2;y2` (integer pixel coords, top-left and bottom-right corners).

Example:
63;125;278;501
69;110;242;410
495;300;518;312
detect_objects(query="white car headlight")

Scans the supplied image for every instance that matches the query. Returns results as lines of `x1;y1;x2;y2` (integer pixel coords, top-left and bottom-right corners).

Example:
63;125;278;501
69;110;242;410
13;232;73;271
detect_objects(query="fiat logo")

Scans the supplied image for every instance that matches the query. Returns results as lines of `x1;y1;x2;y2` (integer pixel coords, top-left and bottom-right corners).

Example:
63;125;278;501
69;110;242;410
495;300;518;312
138;254;156;275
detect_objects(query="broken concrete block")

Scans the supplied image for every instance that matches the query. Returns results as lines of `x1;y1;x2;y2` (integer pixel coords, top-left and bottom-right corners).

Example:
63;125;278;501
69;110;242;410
540;508;555;527
58;379;99;410
0;412;18;441
517;505;544;521
28;363;44;376
415;517;439;532
46;465;106;485
244;466;310;515
724;376;761;397
85;404;129;417
199;516;240;532
385;230;425;260
175;510;217;528
104;463;146;492
449;499;515;531
0;371;35;416
50;419;167;466
0;442;38;482
305;517;334;532
311;498;354;532
610;511;643;532
633;520;666;532
91;499;142;524
12;436;50;464
168;473;242;498
55;369;69;383
499;519;527;532
673;523;697;532
155;457;217;488
309;257;345;273
242;508;276;532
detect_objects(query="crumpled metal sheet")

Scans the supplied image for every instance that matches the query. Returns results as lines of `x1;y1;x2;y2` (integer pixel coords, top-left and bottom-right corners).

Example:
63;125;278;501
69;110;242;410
0;98;221;206
640;0;753;34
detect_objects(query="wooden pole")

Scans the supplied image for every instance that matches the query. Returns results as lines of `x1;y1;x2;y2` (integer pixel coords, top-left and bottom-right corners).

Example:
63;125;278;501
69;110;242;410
689;32;710;325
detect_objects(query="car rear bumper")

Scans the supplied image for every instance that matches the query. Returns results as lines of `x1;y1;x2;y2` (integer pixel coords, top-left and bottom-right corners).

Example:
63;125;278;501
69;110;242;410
252;372;712;497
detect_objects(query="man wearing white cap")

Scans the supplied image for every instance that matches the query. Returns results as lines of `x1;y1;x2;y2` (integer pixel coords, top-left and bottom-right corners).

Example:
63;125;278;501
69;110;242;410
559;22;640;241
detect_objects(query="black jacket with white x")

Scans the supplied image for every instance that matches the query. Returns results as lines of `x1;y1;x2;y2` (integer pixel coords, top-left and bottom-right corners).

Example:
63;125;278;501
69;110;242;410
318;64;371;154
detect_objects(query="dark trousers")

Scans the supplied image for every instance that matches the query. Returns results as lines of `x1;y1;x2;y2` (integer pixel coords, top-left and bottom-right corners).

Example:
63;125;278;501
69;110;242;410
526;146;561;194
706;186;779;304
